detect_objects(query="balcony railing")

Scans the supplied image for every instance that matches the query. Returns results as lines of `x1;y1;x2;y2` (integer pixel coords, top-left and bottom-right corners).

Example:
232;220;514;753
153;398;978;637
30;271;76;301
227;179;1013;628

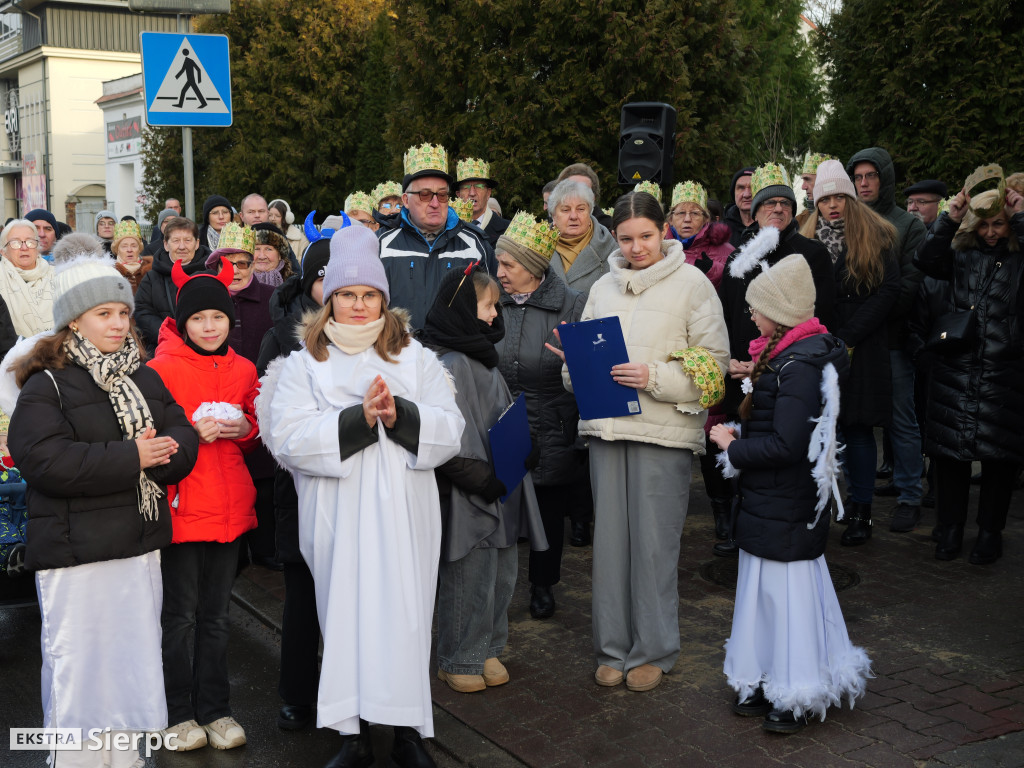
0;13;23;64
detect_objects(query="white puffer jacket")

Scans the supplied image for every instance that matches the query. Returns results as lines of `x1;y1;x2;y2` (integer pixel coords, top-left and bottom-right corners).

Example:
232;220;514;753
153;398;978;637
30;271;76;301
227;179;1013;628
563;239;729;453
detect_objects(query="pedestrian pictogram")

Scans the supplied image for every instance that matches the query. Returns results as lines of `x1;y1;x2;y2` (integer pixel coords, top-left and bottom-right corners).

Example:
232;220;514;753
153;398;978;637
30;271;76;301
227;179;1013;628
141;32;232;127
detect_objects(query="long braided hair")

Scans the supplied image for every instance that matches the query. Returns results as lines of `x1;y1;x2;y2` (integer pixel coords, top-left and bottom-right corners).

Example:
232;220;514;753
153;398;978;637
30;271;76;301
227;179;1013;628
738;323;792;421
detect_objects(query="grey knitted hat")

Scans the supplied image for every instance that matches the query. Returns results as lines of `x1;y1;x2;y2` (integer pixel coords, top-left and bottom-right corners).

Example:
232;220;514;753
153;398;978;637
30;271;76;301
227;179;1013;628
52;255;134;330
745;254;815;328
322;226;389;306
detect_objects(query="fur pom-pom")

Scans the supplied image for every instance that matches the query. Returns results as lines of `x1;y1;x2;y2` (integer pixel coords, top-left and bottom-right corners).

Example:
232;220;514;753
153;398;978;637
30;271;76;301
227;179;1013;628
727;226;780;279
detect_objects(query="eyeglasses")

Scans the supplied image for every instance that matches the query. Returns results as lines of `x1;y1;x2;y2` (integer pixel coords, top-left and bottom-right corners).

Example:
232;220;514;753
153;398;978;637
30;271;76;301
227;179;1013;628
333;290;382;308
380;203;402;211
227;260;253;270
747;306;760;317
408;189;449;203
852;171;879;183
4;238;39;249
671;210;706;220
761;199;792;211
458;183;488;192
907;197;940;207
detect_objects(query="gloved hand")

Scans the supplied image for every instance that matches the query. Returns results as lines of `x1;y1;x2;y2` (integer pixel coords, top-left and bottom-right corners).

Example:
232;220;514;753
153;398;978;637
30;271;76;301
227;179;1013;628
695;252;713;275
482;475;508;503
524;445;541;471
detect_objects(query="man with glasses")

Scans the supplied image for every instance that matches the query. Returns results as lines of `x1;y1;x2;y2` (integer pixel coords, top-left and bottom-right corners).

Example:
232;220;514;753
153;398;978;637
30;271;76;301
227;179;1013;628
904;179;948;231
378;143;495;328
846;147;928;533
455;158;508;247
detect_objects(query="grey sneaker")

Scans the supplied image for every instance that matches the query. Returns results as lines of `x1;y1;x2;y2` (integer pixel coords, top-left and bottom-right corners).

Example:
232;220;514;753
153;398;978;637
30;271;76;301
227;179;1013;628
890;503;921;533
203;716;246;749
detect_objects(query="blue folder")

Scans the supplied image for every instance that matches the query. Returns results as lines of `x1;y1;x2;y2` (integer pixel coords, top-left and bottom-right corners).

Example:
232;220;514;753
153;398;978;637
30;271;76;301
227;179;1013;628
558;317;642;420
488;393;532;503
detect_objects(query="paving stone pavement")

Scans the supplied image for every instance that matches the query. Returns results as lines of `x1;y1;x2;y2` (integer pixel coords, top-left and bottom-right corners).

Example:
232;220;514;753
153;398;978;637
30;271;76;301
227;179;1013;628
237;465;1024;767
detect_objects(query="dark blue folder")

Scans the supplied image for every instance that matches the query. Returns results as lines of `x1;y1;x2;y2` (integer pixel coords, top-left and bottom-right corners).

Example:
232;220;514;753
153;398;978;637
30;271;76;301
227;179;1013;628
558;317;642;420
488;393;531;503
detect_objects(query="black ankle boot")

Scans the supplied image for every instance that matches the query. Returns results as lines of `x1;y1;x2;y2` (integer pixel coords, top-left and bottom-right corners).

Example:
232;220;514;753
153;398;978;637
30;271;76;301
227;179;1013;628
713;539;738;557
968;529;1002;565
840;503;872;546
529;584;555;619
389;726;436;768
710;498;731;541
324;719;373;768
934;524;964;561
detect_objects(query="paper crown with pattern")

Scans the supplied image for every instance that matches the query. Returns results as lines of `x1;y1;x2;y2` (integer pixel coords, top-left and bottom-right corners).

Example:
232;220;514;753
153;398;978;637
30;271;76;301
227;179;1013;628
371;181;402;203
451;198;474;222
404;143;448;178
965;164;1005;218
456;158;494;184
751;163;791;197
112;219;142;242
801;152;836;175
503;211;559;259
217;222;255;254
344;191;375;215
670;180;708;211
633;181;662;202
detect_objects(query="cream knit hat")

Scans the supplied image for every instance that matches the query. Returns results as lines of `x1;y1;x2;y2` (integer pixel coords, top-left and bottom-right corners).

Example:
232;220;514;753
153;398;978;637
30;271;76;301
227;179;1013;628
813;160;857;205
745;254;815;328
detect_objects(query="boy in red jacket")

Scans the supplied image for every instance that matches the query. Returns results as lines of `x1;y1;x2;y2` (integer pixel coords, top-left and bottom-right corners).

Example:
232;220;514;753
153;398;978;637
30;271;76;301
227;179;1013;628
148;260;259;752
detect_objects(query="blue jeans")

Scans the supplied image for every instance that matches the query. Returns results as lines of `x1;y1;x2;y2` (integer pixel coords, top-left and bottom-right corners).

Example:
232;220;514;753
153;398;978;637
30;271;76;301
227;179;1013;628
889;351;923;504
844;425;877;505
437;545;517;675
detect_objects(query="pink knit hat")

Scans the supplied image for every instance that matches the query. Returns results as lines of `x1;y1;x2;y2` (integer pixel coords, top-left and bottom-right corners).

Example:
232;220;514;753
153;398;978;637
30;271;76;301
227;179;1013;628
813;159;857;205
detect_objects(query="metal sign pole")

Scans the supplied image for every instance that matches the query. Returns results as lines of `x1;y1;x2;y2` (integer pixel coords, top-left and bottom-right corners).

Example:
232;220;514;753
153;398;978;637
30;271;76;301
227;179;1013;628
178;13;195;222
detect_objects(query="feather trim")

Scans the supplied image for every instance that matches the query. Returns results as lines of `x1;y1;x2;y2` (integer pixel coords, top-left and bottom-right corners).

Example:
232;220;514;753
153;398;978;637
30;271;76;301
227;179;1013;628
727;226;780;278
807;363;843;527
716;422;742;478
254;354;293;473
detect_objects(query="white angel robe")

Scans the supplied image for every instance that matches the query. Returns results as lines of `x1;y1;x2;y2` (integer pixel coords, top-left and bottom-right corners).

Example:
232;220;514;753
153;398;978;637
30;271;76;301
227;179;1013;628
258;339;464;737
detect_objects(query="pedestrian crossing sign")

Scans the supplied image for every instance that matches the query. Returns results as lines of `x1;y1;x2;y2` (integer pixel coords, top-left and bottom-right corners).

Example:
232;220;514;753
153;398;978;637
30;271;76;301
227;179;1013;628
141;32;232;127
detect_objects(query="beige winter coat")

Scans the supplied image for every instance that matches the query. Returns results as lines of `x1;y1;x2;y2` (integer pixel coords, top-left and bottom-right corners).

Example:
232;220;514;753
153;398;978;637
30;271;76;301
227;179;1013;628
562;239;729;453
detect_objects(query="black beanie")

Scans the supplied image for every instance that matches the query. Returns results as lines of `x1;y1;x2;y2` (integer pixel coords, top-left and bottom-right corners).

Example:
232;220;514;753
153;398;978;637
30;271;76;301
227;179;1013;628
175;273;236;332
301;239;331;299
202;195;233;226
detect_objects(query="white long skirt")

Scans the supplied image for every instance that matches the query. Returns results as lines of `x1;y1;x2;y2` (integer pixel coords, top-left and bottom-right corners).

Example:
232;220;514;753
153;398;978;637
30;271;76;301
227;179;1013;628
36;551;167;731
723;550;872;721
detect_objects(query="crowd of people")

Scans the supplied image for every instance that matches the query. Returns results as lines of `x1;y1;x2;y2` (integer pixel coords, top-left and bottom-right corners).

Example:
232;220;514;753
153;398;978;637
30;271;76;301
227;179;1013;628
0;140;1021;767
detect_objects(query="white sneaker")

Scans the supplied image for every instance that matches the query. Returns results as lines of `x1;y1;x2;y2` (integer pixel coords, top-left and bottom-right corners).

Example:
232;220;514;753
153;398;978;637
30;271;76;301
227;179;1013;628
203;716;246;749
160;719;208;751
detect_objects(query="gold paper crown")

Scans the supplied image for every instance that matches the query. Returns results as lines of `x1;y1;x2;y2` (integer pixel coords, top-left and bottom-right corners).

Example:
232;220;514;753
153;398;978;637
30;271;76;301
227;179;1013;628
801;152;836;175
113;219;142;242
451;198;474;222
504;211;559;259
965;163;1005;217
344;191;375;214
404;143;448;177
671;180;708;211
218;222;255;254
751;163;791;197
371;181;402;203
457;158;491;183
633;181;662;202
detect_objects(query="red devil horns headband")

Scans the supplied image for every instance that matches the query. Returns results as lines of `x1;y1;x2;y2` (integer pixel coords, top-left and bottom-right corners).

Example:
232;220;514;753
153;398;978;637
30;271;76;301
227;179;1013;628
171;257;235;300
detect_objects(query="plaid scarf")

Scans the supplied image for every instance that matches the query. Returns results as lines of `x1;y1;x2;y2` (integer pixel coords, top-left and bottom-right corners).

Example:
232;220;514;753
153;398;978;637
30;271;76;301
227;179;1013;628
64;331;164;520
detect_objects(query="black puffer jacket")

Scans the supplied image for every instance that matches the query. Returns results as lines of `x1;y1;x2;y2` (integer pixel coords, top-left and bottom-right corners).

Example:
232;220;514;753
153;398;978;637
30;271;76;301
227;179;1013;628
909;212;1024;462
134;246;211;354
833;244;900;427
8;363;198;571
728;333;849;562
495;269;586;486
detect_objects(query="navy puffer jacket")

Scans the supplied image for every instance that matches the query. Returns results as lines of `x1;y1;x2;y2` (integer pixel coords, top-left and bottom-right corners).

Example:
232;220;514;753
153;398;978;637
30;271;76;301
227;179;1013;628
727;333;849;562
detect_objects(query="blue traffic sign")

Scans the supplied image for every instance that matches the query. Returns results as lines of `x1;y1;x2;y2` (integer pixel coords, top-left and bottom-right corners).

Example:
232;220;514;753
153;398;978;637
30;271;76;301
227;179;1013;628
141;32;232;127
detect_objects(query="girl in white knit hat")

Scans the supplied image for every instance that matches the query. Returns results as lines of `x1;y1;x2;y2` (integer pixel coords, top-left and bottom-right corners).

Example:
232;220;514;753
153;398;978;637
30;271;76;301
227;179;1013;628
710;254;872;734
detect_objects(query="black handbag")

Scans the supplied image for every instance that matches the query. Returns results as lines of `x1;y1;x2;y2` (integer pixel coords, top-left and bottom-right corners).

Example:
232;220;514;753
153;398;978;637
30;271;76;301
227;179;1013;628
925;262;1001;353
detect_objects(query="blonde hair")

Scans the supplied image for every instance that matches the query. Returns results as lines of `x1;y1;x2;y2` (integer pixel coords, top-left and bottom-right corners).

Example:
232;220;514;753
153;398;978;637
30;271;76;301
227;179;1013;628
800;195;897;291
738;323;791;422
302;302;411;364
952;189;1020;252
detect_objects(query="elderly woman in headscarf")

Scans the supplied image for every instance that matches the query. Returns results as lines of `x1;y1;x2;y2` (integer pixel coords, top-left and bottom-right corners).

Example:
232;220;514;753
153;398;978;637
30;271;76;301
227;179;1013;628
493;212;586;620
251;223;295;289
549;179;618;299
111;219;153;294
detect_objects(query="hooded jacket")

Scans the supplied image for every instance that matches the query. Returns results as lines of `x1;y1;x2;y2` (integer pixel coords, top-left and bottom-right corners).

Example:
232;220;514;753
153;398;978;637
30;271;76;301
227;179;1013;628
134;245;211;354
147;317;260;544
846;147;927;350
377;206;496;329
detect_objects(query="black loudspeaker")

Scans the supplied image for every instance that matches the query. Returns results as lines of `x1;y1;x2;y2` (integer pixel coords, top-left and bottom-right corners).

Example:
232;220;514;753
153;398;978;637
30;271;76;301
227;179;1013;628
617;102;676;188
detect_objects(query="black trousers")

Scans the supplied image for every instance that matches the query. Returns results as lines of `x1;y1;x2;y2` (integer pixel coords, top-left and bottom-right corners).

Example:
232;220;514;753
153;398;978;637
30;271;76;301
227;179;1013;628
246;476;277;560
529;479;591;587
699;443;733;502
162;538;241;725
279;560;321;706
934;457;1015;532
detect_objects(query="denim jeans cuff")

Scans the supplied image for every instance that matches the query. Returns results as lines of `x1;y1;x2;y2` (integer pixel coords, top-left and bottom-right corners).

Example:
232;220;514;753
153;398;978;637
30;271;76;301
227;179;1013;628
438;658;485;675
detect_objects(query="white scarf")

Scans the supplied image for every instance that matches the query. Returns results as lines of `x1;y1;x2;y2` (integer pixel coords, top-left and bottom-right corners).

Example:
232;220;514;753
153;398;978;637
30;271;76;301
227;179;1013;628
0;256;54;337
324;317;385;355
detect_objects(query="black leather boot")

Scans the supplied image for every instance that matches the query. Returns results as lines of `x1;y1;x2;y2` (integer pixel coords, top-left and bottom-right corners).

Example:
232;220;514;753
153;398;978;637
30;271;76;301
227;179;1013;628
710;498;731;541
840;503;872;546
388;726;436;768
324;719;373;768
529;584;555;619
968;529;1002;565
934;524;964;561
